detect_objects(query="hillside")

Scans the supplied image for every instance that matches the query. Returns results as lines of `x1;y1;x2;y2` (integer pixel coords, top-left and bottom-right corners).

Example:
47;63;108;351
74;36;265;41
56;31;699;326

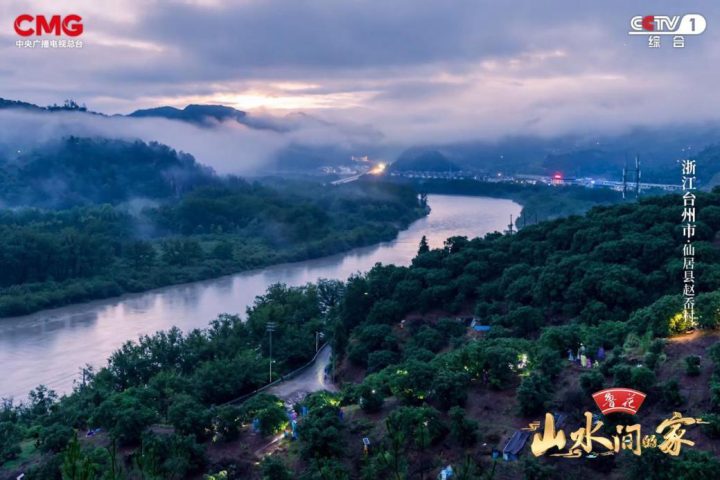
391;149;461;172
2;192;720;479
129;104;248;127
0;137;215;208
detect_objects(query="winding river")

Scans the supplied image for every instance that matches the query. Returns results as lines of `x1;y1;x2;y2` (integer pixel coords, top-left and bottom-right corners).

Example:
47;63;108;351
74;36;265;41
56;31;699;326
0;195;520;400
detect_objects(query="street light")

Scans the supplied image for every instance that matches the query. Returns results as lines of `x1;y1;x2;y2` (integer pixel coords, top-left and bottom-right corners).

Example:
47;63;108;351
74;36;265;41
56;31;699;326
315;331;325;352
267;322;277;383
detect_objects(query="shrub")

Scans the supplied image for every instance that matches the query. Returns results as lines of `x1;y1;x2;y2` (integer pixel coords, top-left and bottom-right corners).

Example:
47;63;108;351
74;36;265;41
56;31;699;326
659;380;685;408
261;456;292;480
167;394;212;440
298;406;346;459
431;370;470;410
517;373;552;416
240;394;288;437
0;421;22;463
367;350;399;373
579;371;605;397
644;352;659;370
389;360;436;405
212;406;241;442
701;413;720;439
448;407;478;447
685;355;702;377
709;342;720;367
357;384;384;413
611;364;632;386
648;339;666;355
629;366;656;392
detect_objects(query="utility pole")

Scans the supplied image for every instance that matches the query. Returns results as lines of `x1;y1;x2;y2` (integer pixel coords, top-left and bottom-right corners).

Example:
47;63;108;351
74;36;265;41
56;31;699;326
622;154;628;200
635;154;641;199
315;331;322;353
266;322;276;383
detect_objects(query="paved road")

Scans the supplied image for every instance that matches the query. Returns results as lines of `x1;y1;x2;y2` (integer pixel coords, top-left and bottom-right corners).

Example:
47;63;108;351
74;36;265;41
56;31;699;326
266;344;336;403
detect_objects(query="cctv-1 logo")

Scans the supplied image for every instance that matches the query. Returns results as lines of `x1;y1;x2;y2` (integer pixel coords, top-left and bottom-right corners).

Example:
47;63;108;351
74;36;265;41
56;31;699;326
629;14;706;35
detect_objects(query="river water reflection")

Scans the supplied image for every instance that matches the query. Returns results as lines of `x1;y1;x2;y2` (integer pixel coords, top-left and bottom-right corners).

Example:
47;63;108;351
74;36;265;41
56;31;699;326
0;195;521;399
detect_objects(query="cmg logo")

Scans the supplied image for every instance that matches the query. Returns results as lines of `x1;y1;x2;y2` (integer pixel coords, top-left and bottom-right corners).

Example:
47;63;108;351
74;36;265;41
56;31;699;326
14;15;83;37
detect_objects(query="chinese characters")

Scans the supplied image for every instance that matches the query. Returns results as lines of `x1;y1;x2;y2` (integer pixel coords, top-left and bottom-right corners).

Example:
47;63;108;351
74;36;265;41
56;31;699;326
682;159;696;327
530;411;707;458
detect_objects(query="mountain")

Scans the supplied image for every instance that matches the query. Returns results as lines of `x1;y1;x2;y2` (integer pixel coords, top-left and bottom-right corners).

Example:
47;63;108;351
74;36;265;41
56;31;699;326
391;149;461;172
4;96;720;182
0;137;215;208
403;123;720;183
128;104;247;126
0;98;91;114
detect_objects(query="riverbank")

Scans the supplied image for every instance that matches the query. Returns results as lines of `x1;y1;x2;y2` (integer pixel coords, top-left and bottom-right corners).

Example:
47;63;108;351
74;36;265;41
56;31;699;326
0;217;422;318
383;177;626;226
0;180;428;318
0;195;520;400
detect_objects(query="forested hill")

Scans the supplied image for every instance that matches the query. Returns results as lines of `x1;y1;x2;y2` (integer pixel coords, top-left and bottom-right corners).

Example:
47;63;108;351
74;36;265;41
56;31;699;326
0;137;215;208
3;191;720;479
0;179;425;316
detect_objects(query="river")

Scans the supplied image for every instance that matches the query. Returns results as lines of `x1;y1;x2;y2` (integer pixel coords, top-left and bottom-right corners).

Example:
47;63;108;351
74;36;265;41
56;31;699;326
0;195;520;400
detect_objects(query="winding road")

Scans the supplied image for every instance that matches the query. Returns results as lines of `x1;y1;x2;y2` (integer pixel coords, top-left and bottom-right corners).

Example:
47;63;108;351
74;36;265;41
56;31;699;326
266;344;336;403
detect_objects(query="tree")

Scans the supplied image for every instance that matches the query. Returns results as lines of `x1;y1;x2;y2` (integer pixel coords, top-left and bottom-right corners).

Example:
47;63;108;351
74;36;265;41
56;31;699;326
385;406;448;449
302;459;351;480
431;370;470;410
358;384;384;413
261;456;292;480
448;407;478;447
0;421;21;463
26;385;58;419
125;240;156;269
418;235;430;255
212;405;241;442
517;373;552;416
298;406;346;459
696;290;720;329
535;347;564;379
61;433;98;480
136;432;206;480
709;341;720;367
167;394;212;439
389;360;436;405
367;350;400;373
579;371;605;397
685;355;701;377
411;326;446;353
660;380;685;408
240;394;288;437
522;457;556;480
40;423;74;453
629;366;656;392
91;389;158;446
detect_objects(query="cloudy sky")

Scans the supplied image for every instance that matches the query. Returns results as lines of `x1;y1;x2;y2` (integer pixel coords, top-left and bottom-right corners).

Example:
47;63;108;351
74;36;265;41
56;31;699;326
0;0;718;146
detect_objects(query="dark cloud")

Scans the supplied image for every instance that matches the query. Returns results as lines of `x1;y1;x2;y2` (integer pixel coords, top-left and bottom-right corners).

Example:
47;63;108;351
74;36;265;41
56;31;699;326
0;0;719;149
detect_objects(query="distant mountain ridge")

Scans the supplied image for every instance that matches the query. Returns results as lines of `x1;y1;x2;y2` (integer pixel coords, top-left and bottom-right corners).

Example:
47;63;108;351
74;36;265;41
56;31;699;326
4;97;720;181
391;149;461;172
0;97;281;131
128;104;247;126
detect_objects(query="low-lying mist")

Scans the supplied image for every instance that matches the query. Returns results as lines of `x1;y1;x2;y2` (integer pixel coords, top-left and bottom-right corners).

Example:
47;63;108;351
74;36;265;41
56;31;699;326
0;108;388;175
